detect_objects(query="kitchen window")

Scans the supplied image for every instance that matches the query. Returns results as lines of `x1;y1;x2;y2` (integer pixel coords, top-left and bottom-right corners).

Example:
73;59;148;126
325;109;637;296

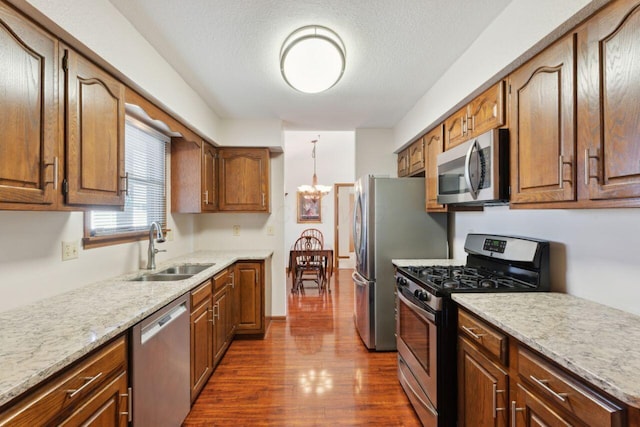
83;116;169;248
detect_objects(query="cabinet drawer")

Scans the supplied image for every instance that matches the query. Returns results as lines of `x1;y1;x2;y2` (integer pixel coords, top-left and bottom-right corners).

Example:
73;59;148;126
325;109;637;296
213;269;229;292
191;279;212;308
0;335;127;426
458;310;507;364
518;348;624;427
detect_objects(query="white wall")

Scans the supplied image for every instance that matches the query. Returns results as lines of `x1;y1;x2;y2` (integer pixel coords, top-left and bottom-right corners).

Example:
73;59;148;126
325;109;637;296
219;120;284;150
355;129;397;179
452;207;640;315
394;0;593;149
283;131;356;260
0;181;195;313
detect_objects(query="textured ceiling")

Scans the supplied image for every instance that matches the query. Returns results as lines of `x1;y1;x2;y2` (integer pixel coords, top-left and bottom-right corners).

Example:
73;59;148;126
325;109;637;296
108;0;512;130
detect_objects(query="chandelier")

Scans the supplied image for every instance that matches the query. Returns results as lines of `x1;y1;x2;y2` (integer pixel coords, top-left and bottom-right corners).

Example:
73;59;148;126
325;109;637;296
298;138;331;198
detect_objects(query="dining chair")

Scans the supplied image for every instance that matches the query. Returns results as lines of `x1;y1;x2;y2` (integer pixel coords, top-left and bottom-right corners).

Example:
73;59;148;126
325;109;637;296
300;228;324;248
292;235;325;292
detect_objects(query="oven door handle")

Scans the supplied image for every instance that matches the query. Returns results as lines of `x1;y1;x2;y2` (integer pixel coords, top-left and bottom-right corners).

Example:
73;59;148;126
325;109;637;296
397;289;436;324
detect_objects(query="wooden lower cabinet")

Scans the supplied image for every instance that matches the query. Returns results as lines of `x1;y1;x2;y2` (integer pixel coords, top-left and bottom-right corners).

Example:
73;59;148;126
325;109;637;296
0;335;129;426
235;261;265;335
190;279;213;402
212;271;231;365
458;308;627;427
58;371;129;427
458;336;508;427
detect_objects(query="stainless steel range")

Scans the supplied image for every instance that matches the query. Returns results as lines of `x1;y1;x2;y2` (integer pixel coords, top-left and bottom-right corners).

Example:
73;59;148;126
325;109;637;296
394;234;550;427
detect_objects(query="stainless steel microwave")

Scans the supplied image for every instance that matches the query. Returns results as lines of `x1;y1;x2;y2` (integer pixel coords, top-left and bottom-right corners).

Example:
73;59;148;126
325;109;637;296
436;129;509;205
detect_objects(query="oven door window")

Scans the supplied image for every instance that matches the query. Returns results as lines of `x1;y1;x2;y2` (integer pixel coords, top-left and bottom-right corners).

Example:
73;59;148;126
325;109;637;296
398;294;436;377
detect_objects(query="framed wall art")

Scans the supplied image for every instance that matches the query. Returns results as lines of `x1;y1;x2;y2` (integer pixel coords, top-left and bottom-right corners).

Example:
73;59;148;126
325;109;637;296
297;192;322;223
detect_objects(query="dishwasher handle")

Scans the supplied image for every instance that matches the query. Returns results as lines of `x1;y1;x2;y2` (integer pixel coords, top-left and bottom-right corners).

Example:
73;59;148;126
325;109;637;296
141;302;188;345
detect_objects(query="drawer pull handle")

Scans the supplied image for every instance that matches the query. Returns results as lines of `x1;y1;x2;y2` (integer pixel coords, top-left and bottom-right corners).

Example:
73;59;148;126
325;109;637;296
120;387;133;422
462;325;486;340
66;372;103;398
493;383;506;418
530;375;568;402
511;401;525;427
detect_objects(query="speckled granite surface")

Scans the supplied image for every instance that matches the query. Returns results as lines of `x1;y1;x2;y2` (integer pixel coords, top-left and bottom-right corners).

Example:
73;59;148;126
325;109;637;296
392;259;465;267
453;292;640;408
0;250;272;407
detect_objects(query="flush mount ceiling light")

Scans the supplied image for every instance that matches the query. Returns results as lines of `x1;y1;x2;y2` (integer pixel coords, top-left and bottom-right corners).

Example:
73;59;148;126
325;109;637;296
280;25;346;94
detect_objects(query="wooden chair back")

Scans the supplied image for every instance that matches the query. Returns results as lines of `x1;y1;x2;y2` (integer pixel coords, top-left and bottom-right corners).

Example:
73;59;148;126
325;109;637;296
300;228;324;247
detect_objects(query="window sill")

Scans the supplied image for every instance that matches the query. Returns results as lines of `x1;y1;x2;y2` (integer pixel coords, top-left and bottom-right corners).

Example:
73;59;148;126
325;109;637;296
83;229;170;250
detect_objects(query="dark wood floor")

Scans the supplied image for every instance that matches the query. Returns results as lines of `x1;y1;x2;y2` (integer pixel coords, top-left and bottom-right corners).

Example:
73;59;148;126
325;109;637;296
183;269;421;426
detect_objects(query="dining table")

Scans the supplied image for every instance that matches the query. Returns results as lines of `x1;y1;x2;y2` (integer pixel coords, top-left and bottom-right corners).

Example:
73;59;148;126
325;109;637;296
288;245;334;292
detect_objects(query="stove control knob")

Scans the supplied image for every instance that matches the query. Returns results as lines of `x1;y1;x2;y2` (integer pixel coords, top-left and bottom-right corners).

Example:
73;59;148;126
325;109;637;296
414;289;430;301
396;276;408;287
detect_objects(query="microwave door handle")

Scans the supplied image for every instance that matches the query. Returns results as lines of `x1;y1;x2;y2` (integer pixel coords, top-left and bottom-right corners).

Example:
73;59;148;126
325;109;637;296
464;140;480;199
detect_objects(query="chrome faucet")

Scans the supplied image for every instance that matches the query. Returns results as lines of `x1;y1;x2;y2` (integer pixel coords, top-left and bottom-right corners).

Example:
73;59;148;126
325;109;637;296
147;221;166;270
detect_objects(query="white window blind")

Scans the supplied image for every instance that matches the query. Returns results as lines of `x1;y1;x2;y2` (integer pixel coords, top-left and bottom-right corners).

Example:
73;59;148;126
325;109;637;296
90;117;168;237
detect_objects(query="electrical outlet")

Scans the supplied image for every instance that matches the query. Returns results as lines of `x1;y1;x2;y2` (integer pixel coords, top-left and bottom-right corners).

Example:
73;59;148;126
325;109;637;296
165;230;174;241
233;225;241;236
62;240;79;261
267;225;275;236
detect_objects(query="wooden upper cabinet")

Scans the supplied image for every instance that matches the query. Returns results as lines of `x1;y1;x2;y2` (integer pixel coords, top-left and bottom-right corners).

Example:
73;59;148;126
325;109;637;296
444;81;505;151
408;137;425;175
397;148;409;177
218;148;270;212
424;125;446;212
444;106;469;151
171;138;218;213
63;48;125;207
578;0;640;201
0;2;59;207
509;34;577;204
202;143;218;211
467;81;505;138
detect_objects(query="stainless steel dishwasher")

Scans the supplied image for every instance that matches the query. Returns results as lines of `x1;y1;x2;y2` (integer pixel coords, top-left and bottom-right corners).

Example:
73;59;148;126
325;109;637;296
132;293;190;426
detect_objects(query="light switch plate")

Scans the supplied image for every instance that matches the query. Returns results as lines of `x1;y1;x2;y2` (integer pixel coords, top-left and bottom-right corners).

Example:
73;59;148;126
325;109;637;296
62;241;79;261
267;225;275;235
233;225;240;236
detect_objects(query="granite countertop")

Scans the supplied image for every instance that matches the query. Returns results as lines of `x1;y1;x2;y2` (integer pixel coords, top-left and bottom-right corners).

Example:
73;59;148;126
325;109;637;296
453;292;640;408
0;250;272;408
392;258;465;267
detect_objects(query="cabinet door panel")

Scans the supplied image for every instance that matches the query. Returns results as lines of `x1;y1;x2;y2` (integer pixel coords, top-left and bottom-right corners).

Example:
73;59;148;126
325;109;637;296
65;49;125;207
444;106;469;150
58;371;129;427
213;286;228;363
235;262;263;333
408;138;425;175
468;81;505;137
218;148;269;211
513;383;573;427
580;0;640;200
425;126;446;212
510;34;576;204
0;3;58;205
202;143;217;211
190;299;212;402
397;148;409;177
458;337;508;427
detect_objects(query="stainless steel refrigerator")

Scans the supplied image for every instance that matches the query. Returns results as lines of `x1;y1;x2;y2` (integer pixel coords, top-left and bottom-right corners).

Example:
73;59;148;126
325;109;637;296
352;175;448;350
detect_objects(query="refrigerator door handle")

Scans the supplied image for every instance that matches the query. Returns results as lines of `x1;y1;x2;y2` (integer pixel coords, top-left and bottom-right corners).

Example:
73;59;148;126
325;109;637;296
352;271;368;287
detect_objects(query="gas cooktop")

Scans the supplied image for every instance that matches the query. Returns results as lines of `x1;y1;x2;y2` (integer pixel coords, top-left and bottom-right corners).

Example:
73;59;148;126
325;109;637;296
396;234;550;297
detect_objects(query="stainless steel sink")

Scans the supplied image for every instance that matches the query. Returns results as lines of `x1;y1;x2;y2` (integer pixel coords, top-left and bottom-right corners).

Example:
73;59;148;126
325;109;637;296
131;274;194;282
131;263;215;282
156;263;215;275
